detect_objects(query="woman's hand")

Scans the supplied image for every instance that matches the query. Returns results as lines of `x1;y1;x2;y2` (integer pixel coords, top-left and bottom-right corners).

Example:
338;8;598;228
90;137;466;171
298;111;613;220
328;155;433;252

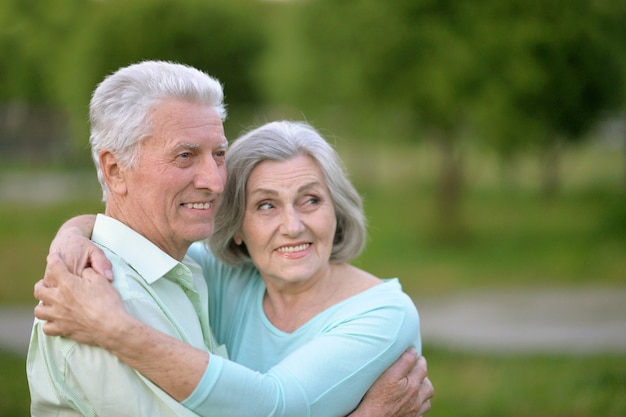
34;252;124;346
49;214;112;279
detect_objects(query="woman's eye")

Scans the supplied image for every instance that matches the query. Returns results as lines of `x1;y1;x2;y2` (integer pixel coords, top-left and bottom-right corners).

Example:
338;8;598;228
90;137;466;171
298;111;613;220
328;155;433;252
306;196;320;205
258;202;273;210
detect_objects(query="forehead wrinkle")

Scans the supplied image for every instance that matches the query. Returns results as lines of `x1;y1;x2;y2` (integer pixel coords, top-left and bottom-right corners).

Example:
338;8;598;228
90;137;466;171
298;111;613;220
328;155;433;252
298;181;324;194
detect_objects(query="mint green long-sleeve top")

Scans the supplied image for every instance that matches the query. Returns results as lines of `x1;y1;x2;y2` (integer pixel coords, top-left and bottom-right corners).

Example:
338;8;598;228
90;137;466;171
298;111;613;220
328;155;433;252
27;214;214;417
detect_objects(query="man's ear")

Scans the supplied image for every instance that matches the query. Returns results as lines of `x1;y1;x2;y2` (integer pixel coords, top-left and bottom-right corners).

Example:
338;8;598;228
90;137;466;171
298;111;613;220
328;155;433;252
100;151;127;195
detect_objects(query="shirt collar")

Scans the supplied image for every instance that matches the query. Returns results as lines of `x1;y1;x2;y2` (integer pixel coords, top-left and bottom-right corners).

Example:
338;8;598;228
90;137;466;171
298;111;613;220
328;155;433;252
92;214;180;284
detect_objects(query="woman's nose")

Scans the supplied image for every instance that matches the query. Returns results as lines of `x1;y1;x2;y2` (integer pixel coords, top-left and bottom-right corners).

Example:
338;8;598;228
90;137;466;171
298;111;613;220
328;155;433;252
281;206;304;237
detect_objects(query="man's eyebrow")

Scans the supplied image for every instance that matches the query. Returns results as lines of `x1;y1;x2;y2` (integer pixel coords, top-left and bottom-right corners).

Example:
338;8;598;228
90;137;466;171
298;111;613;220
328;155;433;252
173;141;228;151
174;143;200;151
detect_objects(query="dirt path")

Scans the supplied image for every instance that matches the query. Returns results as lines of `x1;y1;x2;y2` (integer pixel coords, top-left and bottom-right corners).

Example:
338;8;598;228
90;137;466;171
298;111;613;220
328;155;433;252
414;285;626;354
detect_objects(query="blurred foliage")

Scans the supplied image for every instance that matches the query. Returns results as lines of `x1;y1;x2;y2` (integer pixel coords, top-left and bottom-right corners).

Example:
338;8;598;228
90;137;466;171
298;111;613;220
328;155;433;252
1;142;624;304
0;3;624;414
0;0;625;237
291;0;626;141
53;0;266;143
0;0;266;142
346;142;626;296
1;144;624;415
0;0;89;102
291;0;626;233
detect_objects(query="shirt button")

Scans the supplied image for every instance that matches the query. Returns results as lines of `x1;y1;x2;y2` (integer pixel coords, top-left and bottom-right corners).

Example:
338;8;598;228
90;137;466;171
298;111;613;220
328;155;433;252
176;268;184;276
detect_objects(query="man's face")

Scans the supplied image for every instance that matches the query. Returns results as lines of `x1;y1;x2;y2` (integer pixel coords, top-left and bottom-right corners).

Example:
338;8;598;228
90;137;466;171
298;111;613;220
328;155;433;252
113;98;227;259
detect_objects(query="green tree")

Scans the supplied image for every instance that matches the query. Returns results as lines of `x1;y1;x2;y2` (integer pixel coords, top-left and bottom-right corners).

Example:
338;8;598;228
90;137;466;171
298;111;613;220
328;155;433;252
0;0;88;102
0;0;91;165
53;0;266;144
294;0;626;237
0;0;267;163
295;0;484;238
472;0;626;196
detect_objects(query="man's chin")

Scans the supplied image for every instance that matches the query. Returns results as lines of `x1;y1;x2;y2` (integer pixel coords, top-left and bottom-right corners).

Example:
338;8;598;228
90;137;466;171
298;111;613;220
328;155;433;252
185;226;214;244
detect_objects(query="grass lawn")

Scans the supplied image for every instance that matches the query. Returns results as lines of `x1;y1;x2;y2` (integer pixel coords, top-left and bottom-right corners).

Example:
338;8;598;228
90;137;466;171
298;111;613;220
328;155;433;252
0;350;31;416
424;348;626;417
4;348;624;416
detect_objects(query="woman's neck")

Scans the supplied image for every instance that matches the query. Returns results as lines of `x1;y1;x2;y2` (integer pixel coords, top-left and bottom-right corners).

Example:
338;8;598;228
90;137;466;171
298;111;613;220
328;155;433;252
262;263;381;332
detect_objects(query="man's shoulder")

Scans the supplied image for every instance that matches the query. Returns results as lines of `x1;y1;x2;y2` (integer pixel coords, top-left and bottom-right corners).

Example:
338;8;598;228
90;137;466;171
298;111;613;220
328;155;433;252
95;244;157;302
28;318;110;373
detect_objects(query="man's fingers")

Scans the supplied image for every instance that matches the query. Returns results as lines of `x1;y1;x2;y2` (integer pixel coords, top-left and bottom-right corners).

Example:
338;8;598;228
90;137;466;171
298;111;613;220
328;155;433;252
409;356;428;382
33;302;48;321
41;320;64;337
34;279;55;305
420;376;434;400
33;300;56;324
386;348;420;380
418;399;432;417
405;357;430;400
416;377;434;416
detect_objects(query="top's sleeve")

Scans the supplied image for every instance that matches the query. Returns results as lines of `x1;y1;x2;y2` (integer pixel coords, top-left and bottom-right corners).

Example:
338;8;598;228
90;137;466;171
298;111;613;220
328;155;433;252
28;319;200;417
63;341;201;417
182;265;421;417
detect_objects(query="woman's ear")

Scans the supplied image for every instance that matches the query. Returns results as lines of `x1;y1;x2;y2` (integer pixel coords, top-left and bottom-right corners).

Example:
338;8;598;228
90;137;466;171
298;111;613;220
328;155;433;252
233;232;243;246
100;151;127;195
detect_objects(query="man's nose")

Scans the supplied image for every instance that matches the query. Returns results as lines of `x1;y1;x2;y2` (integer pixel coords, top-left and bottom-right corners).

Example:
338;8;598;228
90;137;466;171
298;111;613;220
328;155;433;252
195;156;225;193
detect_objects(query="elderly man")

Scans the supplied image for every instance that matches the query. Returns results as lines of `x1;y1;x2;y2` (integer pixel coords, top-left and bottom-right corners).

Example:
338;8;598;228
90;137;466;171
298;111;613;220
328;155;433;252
28;61;432;416
28;60;228;416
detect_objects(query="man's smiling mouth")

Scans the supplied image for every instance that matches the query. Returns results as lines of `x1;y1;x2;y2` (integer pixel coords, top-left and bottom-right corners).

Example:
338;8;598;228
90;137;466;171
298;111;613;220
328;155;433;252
183;202;213;209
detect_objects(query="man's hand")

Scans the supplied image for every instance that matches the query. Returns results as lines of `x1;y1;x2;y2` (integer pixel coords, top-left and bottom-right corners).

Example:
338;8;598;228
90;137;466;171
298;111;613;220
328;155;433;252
34;252;123;346
350;349;434;417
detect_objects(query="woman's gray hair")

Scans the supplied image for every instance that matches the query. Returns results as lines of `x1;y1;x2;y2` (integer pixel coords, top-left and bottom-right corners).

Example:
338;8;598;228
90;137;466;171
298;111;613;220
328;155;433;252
209;120;366;266
89;60;226;201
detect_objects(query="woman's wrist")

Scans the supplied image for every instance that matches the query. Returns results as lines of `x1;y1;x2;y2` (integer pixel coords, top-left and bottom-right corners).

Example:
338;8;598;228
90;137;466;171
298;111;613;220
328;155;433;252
98;312;146;356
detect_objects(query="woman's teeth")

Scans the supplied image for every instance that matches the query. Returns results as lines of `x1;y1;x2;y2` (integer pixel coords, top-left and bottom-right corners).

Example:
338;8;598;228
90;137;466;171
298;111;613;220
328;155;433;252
277;243;310;253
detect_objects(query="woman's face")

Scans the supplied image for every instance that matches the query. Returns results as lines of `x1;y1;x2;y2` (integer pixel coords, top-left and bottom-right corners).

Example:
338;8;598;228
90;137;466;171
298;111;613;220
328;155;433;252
234;155;337;288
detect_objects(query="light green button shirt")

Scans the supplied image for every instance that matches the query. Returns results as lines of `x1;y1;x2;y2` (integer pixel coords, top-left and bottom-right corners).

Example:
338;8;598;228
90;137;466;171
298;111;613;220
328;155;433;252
27;214;220;417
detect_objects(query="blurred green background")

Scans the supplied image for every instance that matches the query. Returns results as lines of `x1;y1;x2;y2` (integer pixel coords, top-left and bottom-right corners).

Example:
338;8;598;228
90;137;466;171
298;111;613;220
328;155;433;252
1;0;625;415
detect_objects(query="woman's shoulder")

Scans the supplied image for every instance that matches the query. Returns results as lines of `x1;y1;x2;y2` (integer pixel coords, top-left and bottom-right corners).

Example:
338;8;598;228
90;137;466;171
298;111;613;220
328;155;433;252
365;278;415;306
344;265;413;304
322;273;421;351
334;270;417;318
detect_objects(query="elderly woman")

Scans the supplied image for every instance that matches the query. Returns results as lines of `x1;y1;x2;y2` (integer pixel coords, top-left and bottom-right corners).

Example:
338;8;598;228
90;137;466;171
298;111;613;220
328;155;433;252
35;121;430;417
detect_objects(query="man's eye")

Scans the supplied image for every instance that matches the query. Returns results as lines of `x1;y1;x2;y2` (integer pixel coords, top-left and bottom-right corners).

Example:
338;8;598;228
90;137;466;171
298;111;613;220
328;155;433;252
179;152;191;159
